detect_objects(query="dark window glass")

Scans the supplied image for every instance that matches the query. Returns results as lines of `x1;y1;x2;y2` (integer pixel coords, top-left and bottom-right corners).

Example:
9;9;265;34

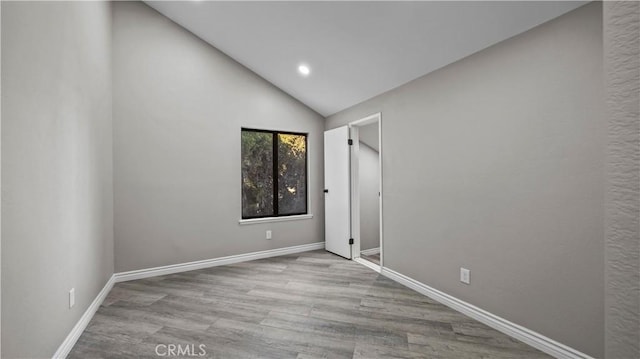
241;131;274;218
241;129;307;219
278;133;307;215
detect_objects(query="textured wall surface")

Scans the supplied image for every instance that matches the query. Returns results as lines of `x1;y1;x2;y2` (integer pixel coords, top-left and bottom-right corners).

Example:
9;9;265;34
604;2;640;358
326;4;604;356
113;2;325;272
1;2;114;357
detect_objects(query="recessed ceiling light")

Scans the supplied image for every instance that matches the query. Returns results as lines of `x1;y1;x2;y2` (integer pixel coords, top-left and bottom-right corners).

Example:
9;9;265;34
298;64;310;77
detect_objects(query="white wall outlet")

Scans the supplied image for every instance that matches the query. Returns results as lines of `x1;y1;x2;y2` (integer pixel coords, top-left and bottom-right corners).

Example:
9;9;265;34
266;230;272;240
69;288;75;308
460;268;470;285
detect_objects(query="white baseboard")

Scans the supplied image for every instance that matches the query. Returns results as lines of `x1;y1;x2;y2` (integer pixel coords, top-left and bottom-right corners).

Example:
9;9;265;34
360;247;380;255
52;275;115;359
380;267;594;359
114;242;326;282
53;242;324;358
354;257;381;273
56;244;588;359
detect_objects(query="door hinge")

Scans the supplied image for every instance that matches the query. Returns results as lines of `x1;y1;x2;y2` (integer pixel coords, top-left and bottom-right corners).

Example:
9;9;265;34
348;139;353;146
349;238;354;245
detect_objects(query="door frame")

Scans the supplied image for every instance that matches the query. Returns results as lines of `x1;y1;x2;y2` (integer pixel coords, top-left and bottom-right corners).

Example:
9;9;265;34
349;112;383;270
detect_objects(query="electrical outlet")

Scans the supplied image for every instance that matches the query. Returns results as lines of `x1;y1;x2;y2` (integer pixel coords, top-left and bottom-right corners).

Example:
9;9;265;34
69;288;75;308
460;268;470;285
266;230;272;240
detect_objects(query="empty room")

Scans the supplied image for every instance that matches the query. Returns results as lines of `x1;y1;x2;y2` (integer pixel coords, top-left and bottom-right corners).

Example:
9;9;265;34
1;1;638;358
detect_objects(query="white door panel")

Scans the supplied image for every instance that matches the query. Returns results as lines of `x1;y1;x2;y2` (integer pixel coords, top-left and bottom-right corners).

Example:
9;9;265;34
324;126;351;259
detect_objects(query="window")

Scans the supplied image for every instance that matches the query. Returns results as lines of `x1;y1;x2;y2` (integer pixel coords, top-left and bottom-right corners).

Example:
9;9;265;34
241;128;308;219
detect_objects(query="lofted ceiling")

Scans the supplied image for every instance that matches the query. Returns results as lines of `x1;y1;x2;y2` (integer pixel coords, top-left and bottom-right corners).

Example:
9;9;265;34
145;1;587;117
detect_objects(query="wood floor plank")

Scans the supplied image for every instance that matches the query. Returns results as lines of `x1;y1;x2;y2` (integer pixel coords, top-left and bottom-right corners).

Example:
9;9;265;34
68;250;551;358
210;317;355;358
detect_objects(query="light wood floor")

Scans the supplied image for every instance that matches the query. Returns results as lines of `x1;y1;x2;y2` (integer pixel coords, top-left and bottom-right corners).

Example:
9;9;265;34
69;250;550;358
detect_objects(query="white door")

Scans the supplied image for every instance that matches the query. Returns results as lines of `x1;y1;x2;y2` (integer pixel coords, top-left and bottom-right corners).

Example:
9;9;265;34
324;126;351;259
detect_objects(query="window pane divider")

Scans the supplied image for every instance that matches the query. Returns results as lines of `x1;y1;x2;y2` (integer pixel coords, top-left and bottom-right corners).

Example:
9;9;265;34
272;132;279;216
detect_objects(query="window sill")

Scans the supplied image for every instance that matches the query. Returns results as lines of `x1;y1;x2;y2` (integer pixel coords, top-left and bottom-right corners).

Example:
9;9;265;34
238;214;314;226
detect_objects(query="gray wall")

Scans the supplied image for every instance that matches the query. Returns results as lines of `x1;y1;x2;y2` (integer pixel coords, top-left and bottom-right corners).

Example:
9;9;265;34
359;142;380;251
0;3;3;357
1;2;114;358
113;2;325;272
359;121;379;152
604;1;640;358
326;3;604;357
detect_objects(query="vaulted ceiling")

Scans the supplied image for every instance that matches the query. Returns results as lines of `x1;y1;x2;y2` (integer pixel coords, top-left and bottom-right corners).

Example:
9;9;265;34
146;1;587;117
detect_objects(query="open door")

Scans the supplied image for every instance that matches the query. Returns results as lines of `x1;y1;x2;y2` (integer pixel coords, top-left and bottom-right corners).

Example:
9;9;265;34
349;114;383;271
324;126;351;259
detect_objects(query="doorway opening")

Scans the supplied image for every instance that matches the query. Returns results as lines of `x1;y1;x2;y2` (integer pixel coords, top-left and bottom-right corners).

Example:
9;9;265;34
349;113;383;271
